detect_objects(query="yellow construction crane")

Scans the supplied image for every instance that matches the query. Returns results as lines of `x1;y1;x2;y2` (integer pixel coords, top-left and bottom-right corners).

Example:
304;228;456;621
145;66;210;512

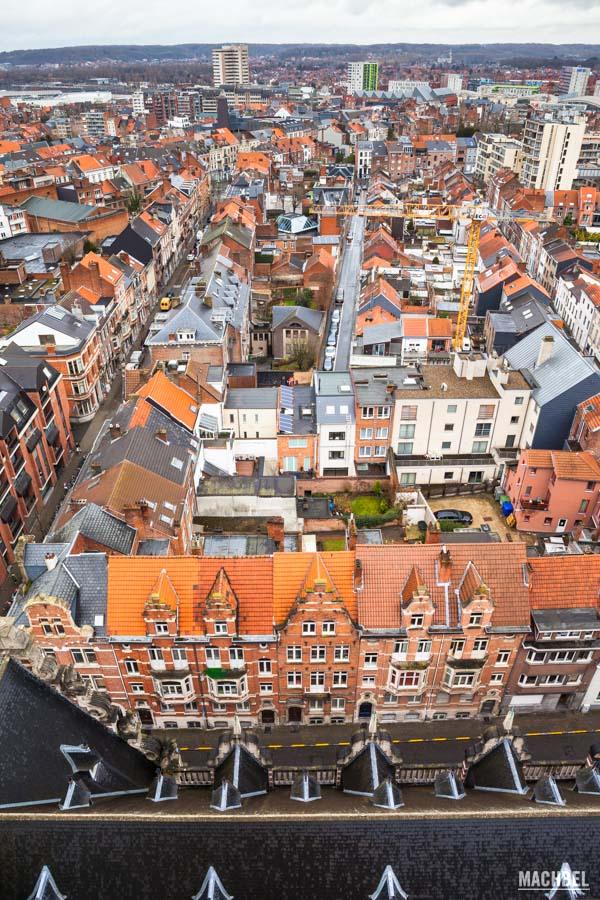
310;200;544;352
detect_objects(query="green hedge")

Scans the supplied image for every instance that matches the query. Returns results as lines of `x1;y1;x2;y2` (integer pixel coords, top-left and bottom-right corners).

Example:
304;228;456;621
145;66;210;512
355;508;401;528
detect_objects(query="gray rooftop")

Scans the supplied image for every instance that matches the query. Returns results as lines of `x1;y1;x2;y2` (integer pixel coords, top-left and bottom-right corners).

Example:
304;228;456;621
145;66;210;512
21;196;97;223
504;322;600;407
225;387;278;410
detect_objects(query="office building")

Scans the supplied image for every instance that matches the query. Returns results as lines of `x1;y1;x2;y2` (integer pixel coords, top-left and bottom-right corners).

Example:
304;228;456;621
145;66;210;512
212;44;250;87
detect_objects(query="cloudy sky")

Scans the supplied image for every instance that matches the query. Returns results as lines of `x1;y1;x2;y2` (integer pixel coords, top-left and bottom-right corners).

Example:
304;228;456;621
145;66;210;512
2;0;600;51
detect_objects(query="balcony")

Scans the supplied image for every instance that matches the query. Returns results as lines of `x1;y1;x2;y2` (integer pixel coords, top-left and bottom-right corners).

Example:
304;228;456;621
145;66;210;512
520;497;549;511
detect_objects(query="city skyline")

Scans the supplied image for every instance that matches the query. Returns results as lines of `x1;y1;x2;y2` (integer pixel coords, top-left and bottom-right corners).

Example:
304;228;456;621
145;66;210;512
2;0;600;52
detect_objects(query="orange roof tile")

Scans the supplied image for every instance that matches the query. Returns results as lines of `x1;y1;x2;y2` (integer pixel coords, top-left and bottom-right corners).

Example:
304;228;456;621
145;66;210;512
107;556;274;636
356;543;530;629
550;450;600;481
528;556;600;610
272;551;357;624
136;371;198;431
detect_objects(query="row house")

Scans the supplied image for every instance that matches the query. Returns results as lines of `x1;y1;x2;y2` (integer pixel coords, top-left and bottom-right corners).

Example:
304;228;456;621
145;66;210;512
315;371;356;477
355;543;531;722
15;542;590;728
352;371;394;476
504;555;600;714
502;448;600;534
0;345;72;584
5;305;104;423
568;392;600;453
553;269;600;362
389;353;532;489
56;388;198;554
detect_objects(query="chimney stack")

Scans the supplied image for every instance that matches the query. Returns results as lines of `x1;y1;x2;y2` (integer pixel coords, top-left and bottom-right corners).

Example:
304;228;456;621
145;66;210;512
536;335;554;369
109;422;121;440
156;427;168;442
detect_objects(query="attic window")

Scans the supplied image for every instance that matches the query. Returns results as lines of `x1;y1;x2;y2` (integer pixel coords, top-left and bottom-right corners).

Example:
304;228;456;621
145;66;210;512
160;514;174;525
94;614;104;627
171;457;183;470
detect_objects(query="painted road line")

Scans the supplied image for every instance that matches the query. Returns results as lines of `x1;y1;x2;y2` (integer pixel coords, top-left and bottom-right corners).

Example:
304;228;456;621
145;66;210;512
196;746;213;751
179;747;189;751
455;736;471;741
408;738;424;743
338;741;350;746
290;743;306;748
267;744;283;749
314;742;330;747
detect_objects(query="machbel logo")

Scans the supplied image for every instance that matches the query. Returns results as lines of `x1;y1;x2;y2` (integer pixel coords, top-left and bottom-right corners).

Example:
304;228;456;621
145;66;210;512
518;863;589;897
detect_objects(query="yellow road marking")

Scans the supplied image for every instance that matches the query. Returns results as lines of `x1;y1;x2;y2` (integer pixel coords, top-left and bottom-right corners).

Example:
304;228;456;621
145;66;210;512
432;737;447;742
408;738;424;743
338;741;350;746
179;747;189;751
455;736;471;741
290;743;305;748
267;744;283;749
196;746;212;751
314;742;330;747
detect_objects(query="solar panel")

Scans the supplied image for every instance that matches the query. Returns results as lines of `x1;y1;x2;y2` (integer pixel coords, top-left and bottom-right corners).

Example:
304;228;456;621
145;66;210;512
279;414;294;434
280;385;294;408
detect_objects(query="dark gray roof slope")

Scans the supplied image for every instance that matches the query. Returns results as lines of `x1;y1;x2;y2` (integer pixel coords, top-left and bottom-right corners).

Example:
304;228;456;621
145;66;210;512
0;659;155;809
50;503;136;555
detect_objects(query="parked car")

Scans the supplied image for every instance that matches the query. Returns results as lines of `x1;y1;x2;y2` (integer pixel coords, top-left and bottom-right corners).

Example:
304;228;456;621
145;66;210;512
434;509;473;526
332;309;341;323
323;357;334;371
327;334;337;347
187;253;195;262
325;346;336;358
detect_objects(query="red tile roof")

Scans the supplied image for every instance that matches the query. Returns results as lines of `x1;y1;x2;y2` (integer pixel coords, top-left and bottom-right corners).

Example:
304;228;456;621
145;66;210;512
528;556;600;610
356;543;530;629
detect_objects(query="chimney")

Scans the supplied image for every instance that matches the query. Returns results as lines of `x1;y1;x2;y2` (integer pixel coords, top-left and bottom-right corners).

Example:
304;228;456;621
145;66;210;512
353;557;364;590
109;422;121;440
59;260;72;293
536;335;554;369
88;260;103;296
138;499;151;519
425;522;441;544
156;427;168;442
266;517;285;550
439;544;452;581
44;552;58;571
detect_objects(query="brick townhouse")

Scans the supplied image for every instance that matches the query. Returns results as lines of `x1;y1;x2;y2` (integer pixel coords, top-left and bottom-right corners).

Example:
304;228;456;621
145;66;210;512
0;344;72;585
12;541;589;729
6;305;104;423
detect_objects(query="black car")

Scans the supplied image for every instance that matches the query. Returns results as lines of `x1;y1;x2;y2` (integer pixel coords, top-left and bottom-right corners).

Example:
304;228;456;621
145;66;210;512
434;509;473;526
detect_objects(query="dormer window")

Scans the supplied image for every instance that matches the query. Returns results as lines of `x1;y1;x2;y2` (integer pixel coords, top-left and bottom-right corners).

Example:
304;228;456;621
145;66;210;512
155;622;169;635
469;613;483;627
410;614;424;628
214;621;228;635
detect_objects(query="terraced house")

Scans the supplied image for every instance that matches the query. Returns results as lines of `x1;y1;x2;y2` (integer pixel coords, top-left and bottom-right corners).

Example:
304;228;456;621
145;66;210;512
8;541;597;731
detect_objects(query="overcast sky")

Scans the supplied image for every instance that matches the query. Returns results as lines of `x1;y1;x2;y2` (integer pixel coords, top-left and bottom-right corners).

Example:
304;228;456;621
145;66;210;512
2;0;600;52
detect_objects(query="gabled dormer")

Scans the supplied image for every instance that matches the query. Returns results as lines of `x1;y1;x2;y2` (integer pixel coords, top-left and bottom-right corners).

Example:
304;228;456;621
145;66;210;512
458;561;494;629
143;568;179;636
400;564;434;631
202;567;239;636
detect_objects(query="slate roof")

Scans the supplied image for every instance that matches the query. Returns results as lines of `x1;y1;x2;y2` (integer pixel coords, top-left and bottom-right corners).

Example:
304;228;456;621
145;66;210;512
504;322;600;407
0;659;155;809
50;503;137;556
271;305;323;332
224;387;278;410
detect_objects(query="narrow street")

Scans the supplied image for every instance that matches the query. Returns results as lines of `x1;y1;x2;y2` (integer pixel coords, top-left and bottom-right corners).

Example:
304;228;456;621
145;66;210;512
334;213;365;371
157;707;600;770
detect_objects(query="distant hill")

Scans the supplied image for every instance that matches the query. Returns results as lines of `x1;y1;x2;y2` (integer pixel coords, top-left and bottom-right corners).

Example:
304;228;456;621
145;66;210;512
1;42;599;67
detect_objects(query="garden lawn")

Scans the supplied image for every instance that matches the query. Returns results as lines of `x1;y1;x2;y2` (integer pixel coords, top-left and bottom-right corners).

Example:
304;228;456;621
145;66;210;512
350;495;383;517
